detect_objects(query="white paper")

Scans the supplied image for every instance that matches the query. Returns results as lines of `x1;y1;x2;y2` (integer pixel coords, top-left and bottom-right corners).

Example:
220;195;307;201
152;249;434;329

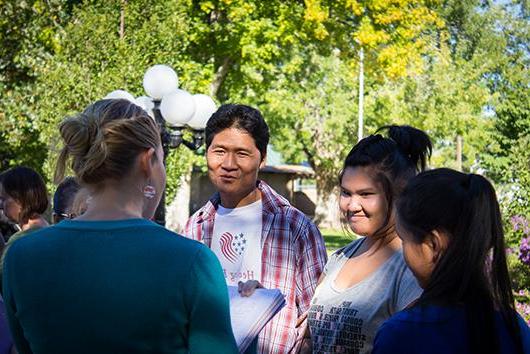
228;286;286;353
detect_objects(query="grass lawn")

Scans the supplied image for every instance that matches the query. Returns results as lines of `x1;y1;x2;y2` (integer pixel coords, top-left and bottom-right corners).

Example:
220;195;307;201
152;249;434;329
320;228;355;255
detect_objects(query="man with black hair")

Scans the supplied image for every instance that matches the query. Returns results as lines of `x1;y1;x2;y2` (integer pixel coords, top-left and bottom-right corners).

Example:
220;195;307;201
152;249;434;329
184;104;327;354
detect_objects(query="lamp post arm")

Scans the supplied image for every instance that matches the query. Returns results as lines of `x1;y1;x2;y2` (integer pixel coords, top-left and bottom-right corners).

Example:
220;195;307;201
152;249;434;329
181;130;205;151
152;100;169;226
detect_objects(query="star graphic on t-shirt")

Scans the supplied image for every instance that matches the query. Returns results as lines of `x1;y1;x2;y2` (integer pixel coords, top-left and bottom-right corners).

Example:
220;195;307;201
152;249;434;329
231;233;247;256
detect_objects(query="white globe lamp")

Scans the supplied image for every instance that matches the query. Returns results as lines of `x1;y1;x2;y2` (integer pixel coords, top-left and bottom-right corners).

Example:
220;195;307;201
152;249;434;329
160;89;196;127
187;94;217;130
135;96;155;118
104;90;135;102
143;65;179;100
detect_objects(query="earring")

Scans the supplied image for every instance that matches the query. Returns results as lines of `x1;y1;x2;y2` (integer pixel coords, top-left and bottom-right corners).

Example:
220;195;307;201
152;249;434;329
143;185;156;199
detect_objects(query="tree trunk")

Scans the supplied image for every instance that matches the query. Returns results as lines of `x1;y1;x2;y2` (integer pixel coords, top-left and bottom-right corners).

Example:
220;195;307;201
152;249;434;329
314;182;342;230
358;46;364;142
165;172;191;234
119;0;126;40
210;57;233;99
456;134;463;171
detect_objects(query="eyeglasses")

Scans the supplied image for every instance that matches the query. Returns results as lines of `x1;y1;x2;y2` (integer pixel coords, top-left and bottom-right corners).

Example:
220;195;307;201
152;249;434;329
52;212;76;223
0;194;14;210
0;196;9;212
0;198;10;222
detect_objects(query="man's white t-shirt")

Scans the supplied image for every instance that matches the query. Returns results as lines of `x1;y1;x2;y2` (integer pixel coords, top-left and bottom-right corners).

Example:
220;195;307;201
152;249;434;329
211;200;263;286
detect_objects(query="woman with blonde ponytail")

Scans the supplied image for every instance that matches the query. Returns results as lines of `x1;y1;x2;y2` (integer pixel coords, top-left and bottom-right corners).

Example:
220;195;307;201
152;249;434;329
2;99;237;354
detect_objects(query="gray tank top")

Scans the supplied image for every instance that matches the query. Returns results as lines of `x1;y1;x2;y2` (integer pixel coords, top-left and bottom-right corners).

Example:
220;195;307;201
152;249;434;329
308;238;422;353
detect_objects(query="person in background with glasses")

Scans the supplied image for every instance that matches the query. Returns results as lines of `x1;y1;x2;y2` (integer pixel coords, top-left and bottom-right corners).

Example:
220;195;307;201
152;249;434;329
52;177;80;224
0;174;17;245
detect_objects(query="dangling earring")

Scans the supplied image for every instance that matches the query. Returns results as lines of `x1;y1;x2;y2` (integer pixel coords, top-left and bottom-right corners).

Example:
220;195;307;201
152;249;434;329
143;184;156;199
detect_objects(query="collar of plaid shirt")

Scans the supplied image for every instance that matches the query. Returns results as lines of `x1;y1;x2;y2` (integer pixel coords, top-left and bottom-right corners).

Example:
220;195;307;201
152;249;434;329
194;179;289;256
197;180;289;222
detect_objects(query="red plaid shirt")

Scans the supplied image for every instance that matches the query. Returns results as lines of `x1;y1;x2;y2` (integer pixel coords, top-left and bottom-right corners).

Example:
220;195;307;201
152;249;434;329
184;180;327;354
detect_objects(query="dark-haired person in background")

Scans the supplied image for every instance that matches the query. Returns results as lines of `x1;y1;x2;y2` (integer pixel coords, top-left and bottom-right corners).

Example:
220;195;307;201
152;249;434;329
0;166;49;275
0;166;47;353
303;126;431;354
52;176;80;224
0;173;17;245
184;104;327;354
0;174;15;354
0;167;49;236
373;169;530;354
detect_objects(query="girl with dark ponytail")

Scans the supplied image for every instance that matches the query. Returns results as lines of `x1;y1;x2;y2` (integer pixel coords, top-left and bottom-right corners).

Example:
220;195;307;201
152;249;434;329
373;168;530;354
303;125;432;354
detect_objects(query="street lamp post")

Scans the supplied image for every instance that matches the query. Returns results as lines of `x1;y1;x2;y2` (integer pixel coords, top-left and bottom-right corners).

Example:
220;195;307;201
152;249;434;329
105;64;217;226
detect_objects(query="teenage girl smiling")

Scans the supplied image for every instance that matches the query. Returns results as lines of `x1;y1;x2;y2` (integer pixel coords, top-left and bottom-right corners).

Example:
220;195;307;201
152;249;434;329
305;125;432;353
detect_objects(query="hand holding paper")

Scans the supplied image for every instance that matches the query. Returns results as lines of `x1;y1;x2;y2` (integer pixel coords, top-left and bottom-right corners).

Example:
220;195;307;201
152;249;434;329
237;280;263;297
228;286;286;353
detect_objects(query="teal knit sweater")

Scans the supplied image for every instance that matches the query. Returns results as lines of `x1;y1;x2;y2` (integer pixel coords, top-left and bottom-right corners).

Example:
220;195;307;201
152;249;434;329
3;219;237;354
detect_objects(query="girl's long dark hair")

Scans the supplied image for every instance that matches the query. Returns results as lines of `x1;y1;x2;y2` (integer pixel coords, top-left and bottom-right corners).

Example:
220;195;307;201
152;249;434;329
340;125;432;239
397;168;523;354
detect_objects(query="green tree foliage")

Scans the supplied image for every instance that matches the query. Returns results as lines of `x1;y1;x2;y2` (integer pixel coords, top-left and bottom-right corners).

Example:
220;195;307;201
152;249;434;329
0;0;75;174
29;1;209;197
480;1;530;228
0;0;527;231
430;1;530;284
365;36;492;170
303;0;443;78
264;51;358;188
258;0;443;225
10;0;325;199
261;50;361;225
183;0;309;101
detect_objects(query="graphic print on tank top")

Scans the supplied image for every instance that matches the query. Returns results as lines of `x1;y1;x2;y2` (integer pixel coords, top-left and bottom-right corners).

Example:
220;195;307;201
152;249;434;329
308;239;422;354
308;300;367;353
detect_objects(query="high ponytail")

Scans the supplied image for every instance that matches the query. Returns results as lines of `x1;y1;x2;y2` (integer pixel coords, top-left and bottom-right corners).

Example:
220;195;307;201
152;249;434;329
340;125;432;240
397;169;523;354
467;174;522;354
384;125;432;172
